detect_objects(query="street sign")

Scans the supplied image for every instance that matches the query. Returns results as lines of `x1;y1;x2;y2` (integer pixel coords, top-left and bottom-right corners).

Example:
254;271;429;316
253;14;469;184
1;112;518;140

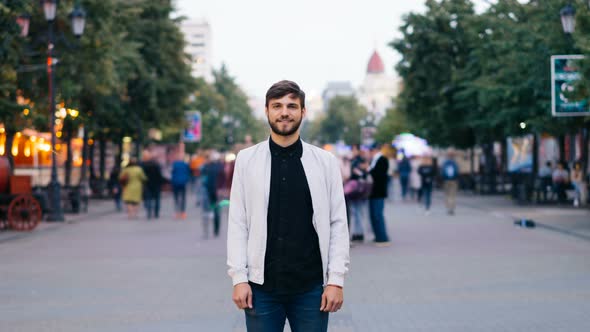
183;111;202;143
551;55;589;117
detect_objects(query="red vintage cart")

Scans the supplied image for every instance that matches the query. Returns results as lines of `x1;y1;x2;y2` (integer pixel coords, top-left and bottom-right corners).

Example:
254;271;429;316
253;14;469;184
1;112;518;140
0;157;43;231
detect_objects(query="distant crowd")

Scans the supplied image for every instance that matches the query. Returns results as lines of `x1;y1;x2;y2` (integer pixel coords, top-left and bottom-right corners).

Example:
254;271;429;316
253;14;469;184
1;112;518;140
107;148;234;239
339;143;460;246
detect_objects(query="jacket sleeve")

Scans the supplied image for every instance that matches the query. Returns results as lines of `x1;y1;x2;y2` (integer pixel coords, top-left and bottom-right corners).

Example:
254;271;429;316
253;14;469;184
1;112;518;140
327;155;350;287
226;153;249;286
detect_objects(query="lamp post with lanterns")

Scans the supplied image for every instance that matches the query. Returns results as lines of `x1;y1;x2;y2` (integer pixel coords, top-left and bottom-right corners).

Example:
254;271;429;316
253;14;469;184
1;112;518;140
17;0;86;221
557;1;590;182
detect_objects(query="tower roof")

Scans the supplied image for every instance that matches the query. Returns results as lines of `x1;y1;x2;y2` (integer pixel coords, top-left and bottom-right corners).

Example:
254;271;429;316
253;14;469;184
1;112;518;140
367;50;385;74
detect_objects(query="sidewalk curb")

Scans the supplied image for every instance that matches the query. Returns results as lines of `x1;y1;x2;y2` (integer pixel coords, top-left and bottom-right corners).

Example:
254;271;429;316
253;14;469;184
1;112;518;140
0;202;118;245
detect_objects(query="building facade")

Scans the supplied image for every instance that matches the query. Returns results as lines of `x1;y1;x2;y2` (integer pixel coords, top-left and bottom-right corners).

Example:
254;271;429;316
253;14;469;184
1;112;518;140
181;19;213;82
357;50;399;119
322;81;356;111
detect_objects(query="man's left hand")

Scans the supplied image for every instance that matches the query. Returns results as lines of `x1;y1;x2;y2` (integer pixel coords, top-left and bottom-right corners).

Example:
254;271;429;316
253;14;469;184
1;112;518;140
320;285;343;312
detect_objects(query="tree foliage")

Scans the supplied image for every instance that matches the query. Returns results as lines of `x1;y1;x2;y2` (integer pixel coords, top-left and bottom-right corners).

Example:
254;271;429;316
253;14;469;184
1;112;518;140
305;96;367;145
393;0;590;148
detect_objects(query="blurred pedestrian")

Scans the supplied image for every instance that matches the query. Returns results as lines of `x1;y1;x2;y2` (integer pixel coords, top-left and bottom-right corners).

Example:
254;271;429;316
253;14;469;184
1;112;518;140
200;151;223;238
398;154;411;201
142;150;165;220
347;145;370;243
120;158;146;219
171;152;192;219
441;153;459;215
387;149;397;202
418;156;436;214
369;142;390;246
108;165;122;211
538;161;553;203
571;162;587;207
552;162;569;204
409;156;422;201
190;151;207;197
228;80;349;331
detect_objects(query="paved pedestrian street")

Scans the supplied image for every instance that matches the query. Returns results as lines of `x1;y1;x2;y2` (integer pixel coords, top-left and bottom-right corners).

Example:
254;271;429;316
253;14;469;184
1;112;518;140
1;191;589;332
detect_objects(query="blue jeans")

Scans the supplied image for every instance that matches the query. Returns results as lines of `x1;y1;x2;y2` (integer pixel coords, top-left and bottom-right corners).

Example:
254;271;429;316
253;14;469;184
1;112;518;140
245;284;328;332
369;198;389;242
144;188;161;219
422;185;432;210
349;200;366;236
400;175;409;199
172;185;186;213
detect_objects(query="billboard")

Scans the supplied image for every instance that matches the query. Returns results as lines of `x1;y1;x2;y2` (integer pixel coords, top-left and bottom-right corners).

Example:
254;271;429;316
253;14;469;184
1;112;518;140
183;111;202;143
507;135;533;173
551;55;589;117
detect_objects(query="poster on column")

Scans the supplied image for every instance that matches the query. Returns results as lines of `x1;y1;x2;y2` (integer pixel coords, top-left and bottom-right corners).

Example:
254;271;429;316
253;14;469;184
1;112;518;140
183;111;202;143
551;55;589;116
507;135;533;173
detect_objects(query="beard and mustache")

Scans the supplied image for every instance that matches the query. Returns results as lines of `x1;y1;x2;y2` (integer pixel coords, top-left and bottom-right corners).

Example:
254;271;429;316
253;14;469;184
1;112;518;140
268;115;303;137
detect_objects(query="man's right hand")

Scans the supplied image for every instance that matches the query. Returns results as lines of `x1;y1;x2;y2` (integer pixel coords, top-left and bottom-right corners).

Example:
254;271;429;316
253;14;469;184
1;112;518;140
232;283;252;310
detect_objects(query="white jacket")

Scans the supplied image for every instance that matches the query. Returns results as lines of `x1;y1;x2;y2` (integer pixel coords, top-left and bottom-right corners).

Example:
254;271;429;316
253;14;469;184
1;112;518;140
227;140;350;287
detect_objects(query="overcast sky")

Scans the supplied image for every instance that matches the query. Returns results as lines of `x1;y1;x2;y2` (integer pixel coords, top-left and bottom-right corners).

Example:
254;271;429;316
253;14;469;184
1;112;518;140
175;0;489;99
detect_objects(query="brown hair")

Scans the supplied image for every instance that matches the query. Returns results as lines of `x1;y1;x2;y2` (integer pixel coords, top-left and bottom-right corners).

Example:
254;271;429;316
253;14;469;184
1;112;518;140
265;80;305;109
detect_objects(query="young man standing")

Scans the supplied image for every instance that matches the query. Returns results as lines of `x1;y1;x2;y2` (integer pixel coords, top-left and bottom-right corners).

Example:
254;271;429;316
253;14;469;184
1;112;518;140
227;80;350;332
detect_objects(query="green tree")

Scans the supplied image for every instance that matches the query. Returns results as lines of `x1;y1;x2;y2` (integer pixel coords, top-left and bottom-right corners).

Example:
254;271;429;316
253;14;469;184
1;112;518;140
307;96;367;145
211;65;266;149
392;0;478;149
374;104;408;143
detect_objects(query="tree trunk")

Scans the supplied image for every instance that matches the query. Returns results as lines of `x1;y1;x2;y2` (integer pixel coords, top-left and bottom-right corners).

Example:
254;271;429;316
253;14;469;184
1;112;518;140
79;126;88;186
115;137;123;168
483;143;496;194
88;136;95;184
64;122;73;187
99;134;107;197
532;133;539;177
583;126;589;176
558;134;565;162
470;147;475;191
4;128;15;171
501;139;508;174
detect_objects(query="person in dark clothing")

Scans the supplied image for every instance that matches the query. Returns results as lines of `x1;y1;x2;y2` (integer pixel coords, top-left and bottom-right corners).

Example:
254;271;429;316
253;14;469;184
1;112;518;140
398;154;411;201
200;151;223;238
141;151;165;220
441;155;459;215
108;166;122;211
171;154;192;219
418;157;436;213
348;145;370;242
368;143;390;246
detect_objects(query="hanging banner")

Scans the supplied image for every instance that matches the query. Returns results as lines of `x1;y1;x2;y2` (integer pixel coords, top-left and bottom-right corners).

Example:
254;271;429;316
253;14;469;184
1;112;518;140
183;111;202;143
551;55;589;117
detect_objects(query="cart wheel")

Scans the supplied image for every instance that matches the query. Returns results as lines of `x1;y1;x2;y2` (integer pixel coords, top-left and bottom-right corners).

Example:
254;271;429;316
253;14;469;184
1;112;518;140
7;194;42;232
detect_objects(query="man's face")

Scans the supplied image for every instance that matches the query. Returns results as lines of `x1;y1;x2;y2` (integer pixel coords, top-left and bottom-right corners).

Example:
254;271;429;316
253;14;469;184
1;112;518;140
266;94;305;137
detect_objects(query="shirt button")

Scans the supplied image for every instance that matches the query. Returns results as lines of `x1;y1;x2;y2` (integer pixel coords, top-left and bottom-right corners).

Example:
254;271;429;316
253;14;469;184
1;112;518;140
282;177;286;181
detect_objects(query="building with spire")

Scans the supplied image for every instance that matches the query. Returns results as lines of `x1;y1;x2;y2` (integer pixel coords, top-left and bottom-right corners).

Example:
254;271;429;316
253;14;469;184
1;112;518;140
357;50;399;119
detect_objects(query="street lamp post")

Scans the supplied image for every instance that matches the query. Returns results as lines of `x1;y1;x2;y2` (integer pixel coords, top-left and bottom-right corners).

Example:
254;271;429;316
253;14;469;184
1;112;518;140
560;4;576;35
359;113;376;147
18;0;86;221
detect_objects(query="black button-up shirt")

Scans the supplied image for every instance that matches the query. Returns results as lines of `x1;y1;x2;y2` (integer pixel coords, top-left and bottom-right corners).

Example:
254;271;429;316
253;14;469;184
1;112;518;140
251;137;323;294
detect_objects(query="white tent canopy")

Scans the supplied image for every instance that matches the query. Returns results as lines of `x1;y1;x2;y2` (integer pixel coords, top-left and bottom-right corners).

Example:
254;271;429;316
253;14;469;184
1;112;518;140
392;133;432;157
